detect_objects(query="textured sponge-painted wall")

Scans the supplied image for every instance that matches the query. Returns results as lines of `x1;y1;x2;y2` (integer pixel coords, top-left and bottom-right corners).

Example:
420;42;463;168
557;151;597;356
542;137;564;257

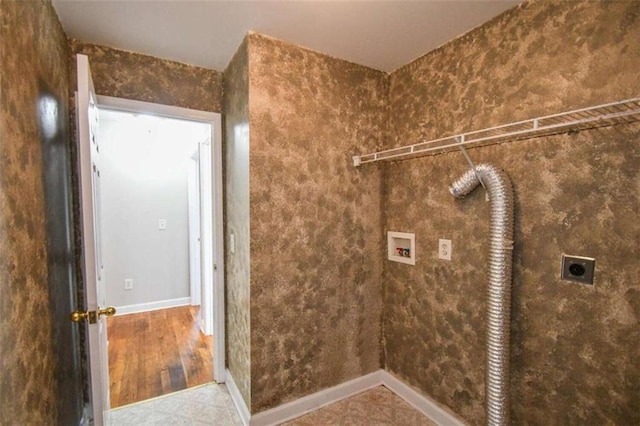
383;1;640;424
247;33;387;413
223;37;252;409
0;1;74;424
69;40;223;113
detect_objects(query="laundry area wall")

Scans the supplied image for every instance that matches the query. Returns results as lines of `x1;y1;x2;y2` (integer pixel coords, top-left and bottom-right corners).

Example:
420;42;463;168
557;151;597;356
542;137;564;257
382;2;640;424
222;2;640;424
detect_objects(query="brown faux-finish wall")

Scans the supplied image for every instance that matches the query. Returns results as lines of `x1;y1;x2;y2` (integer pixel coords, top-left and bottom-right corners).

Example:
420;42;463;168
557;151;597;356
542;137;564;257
0;1;73;424
383;1;640;425
247;33;387;412
223;38;252;409
69;40;223;113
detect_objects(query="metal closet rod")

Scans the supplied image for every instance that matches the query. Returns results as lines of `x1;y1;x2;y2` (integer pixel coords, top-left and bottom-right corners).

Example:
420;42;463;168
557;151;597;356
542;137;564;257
352;97;640;167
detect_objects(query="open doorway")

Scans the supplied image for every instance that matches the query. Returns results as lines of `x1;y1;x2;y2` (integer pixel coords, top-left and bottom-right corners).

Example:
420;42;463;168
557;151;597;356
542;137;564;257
95;97;224;408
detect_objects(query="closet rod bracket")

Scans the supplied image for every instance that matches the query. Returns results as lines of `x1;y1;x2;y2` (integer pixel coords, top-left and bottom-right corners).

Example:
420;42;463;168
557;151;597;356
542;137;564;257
456;135;488;197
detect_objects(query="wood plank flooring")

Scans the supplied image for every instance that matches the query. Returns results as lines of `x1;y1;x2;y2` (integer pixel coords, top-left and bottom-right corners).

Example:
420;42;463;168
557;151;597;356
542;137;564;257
107;305;214;408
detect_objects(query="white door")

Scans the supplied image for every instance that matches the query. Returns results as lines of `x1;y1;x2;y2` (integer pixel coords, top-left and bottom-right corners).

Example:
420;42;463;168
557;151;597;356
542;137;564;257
76;54;111;425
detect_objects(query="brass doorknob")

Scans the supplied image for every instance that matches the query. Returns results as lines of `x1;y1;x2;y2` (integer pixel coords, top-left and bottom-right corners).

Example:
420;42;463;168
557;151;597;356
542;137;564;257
70;310;89;322
99;306;116;318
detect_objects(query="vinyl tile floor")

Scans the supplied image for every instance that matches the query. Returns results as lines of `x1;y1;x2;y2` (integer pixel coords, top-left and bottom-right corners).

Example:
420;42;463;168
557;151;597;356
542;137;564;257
108;383;437;426
108;383;242;426
283;386;437;426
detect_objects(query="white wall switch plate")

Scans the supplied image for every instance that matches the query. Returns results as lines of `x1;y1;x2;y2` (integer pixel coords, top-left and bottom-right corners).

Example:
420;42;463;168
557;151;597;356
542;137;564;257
230;233;235;254
158;219;167;230
124;278;133;290
439;239;452;260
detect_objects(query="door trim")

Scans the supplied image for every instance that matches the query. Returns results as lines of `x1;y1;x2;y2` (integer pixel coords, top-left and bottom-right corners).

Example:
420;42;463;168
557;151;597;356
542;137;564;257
97;95;226;383
187;151;202;307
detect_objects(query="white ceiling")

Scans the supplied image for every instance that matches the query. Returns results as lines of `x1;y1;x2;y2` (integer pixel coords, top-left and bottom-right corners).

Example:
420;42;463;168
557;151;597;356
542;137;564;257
52;0;521;73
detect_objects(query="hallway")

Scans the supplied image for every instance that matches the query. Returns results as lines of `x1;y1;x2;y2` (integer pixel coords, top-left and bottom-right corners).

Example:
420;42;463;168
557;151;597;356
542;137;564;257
108;306;214;407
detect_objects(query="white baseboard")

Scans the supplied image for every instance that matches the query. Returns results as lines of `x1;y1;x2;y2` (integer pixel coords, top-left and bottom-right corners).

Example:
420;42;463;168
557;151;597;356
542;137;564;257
114;297;191;316
241;369;465;426
380;370;465;426
226;369;251;426
251;371;383;426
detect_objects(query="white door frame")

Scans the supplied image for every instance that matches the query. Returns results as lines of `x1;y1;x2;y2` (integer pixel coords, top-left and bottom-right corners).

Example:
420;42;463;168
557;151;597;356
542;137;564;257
187;150;202;307
97;95;226;383
198;140;214;336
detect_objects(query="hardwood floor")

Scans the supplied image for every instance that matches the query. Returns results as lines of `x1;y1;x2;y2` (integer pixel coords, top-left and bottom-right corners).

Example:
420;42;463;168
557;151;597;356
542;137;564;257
107;306;214;408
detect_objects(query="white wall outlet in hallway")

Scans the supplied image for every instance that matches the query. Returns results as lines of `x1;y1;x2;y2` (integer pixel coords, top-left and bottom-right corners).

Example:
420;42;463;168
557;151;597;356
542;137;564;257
158;219;167;230
124;278;133;290
439;239;452;261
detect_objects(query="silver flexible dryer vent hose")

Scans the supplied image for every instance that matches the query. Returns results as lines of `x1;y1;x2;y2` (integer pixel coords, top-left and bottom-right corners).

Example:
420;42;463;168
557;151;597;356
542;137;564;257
449;163;514;426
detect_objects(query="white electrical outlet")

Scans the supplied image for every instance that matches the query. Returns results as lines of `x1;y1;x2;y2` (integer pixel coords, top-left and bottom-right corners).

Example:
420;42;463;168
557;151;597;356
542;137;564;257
158;219;167;230
439;239;452;261
124;278;133;290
